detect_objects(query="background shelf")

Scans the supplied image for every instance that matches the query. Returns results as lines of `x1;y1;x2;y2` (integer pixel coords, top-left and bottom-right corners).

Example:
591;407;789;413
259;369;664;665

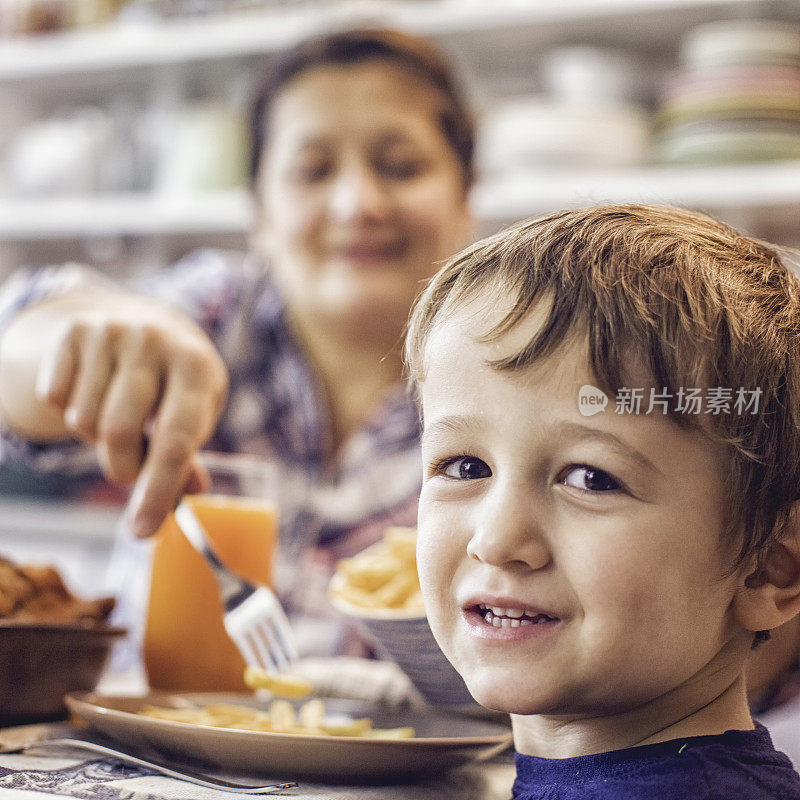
1;0;798;268
1;0;796;81
3;160;800;241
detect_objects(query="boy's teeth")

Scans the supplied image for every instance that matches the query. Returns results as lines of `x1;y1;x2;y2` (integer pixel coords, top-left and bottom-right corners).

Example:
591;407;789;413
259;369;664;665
480;604;526;618
478;604;554;627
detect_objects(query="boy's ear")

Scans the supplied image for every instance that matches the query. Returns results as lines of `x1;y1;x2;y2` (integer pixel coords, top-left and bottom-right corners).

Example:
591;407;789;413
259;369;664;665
734;503;800;633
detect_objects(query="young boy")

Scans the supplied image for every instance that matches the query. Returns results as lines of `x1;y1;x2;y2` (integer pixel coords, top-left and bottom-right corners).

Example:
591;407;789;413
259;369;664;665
405;204;800;799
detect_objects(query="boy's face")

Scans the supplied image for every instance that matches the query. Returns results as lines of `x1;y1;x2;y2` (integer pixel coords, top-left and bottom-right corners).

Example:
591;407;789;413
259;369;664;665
417;300;749;723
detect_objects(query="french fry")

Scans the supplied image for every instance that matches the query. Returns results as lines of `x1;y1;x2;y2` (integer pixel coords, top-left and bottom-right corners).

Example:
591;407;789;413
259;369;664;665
268;699;297;732
383;527;417;563
321;717;374;737
202;703;270;727
331;527;425;612
402;589;425;610
364;726;415;739
329;582;382;608
298;697;325;729
137;698;415;738
374;569;419;608
337;555;397;591
243;665;314;699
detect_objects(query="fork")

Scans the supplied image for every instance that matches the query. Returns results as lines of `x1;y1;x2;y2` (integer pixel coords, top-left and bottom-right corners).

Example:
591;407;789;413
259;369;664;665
174;500;298;673
19;738;297;794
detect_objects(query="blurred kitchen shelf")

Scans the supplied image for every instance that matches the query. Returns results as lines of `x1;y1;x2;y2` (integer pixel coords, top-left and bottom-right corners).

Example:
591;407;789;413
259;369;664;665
473;160;800;228
0;0;797;81
0;190;253;240
2;0;799;254
3;163;800;240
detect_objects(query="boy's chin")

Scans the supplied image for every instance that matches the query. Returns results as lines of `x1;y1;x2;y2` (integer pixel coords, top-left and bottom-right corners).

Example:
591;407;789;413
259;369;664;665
464;674;547;716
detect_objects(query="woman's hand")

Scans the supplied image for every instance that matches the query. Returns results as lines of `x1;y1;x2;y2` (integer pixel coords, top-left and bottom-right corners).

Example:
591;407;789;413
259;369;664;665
0;289;229;537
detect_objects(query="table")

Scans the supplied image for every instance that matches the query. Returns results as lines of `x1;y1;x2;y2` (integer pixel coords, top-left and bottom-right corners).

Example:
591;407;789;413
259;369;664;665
0;724;516;800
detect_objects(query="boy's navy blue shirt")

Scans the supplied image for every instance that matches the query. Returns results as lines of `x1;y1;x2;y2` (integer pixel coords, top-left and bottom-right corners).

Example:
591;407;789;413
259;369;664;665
512;725;800;799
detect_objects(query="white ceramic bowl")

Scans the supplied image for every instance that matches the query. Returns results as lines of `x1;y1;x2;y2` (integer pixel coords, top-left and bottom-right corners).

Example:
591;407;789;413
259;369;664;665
329;572;477;709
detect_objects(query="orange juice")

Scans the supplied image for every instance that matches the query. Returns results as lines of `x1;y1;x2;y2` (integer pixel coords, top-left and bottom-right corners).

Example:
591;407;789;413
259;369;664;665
143;494;278;691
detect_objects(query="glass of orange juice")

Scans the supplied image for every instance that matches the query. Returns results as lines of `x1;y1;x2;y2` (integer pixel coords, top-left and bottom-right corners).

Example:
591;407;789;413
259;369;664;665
143;452;280;692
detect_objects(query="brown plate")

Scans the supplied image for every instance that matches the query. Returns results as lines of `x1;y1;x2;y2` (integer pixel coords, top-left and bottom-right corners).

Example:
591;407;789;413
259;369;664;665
65;691;512;782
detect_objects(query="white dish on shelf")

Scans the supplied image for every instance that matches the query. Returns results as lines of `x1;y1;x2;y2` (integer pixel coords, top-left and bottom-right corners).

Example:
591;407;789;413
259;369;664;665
479;97;651;172
681;19;800;69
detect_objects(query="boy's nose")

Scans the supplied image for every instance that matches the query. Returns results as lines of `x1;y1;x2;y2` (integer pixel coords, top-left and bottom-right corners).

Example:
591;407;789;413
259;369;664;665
466;481;551;571
328;164;391;223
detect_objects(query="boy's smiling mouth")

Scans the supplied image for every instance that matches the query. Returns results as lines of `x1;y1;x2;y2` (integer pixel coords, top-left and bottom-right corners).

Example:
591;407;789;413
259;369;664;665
460;595;562;639
477;604;558;628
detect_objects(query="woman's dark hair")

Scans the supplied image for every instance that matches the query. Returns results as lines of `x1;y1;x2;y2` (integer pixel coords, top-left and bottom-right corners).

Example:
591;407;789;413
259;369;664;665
249;28;475;190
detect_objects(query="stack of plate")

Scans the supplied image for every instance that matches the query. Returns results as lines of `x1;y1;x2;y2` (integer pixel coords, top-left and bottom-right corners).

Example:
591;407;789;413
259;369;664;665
478;47;651;174
654;20;800;165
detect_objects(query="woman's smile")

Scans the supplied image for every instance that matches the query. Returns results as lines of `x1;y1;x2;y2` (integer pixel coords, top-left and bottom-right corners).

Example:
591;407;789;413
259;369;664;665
330;237;408;267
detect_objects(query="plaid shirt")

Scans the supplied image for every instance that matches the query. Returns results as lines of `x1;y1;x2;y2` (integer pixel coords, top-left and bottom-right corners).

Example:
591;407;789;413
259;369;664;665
0;251;423;655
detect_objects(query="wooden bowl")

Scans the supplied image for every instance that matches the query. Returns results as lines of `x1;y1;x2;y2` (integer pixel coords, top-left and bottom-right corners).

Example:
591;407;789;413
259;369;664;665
0;621;126;725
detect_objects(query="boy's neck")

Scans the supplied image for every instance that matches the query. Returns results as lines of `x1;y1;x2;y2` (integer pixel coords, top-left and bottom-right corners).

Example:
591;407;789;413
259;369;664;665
511;671;754;759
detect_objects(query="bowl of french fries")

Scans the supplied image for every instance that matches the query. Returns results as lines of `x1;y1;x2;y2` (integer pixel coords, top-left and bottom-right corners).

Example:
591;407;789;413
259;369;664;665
328;527;476;709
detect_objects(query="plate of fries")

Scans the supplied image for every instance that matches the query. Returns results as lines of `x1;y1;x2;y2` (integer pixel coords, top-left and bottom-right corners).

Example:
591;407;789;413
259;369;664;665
329;528;476;708
65;690;511;781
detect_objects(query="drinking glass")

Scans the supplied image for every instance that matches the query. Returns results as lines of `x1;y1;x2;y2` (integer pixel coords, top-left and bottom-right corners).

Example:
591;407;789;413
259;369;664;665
143;451;279;691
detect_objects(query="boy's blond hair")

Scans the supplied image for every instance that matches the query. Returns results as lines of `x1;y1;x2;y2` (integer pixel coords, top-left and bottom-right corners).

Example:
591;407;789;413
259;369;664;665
406;204;800;567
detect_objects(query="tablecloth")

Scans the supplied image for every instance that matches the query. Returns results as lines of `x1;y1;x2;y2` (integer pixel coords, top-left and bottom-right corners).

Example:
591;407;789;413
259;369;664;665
0;733;515;800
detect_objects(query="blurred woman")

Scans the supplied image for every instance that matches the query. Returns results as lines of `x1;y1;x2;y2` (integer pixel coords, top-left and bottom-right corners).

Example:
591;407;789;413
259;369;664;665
0;28;474;657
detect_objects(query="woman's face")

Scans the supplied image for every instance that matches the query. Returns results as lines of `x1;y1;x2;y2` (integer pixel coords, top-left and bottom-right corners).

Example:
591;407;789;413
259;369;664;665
254;61;472;340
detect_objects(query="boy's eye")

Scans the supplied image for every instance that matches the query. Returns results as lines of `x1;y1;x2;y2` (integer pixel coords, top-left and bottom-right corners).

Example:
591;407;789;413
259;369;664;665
559;466;621;493
440;456;492;480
